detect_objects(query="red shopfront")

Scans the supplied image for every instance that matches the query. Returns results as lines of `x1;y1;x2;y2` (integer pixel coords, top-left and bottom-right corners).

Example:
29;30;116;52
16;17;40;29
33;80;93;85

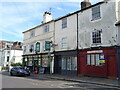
78;47;118;79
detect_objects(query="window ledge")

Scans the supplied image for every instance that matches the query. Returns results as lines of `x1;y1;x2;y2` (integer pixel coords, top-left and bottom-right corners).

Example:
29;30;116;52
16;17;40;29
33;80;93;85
91;17;101;21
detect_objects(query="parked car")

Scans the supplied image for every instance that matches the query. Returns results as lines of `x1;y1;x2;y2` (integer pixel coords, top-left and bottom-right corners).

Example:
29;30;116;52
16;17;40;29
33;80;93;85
10;66;30;76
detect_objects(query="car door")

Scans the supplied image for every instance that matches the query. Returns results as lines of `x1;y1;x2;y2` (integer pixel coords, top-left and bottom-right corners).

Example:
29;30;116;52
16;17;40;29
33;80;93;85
11;68;17;75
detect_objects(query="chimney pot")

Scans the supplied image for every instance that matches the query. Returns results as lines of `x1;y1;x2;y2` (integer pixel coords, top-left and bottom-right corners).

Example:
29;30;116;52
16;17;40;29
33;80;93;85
81;0;91;9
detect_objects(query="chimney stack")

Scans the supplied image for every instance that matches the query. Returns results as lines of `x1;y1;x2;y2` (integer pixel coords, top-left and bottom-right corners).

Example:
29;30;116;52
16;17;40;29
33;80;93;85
81;0;91;9
43;11;52;23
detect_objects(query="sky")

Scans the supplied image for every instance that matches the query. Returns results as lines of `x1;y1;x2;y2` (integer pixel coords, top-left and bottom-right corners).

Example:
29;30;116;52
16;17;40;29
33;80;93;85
0;0;102;42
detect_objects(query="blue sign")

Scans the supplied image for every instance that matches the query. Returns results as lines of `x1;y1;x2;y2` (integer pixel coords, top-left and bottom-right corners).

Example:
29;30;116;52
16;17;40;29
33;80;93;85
39;67;45;74
99;54;105;60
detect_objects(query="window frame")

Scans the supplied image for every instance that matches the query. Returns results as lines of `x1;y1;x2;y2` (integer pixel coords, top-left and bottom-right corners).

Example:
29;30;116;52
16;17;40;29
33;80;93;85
44;25;49;33
29;44;34;53
92;5;101;21
61;37;67;49
86;54;105;66
30;30;35;38
92;30;102;44
62;18;67;29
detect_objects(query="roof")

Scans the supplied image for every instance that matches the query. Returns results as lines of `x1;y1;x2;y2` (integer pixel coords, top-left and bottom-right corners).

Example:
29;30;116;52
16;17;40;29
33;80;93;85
23;20;54;33
23;1;105;33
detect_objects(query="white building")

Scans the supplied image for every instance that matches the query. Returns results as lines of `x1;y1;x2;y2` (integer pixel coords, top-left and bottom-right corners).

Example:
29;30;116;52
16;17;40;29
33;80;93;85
3;48;23;67
22;0;120;79
54;13;78;75
77;0;120;79
0;41;23;71
23;12;55;74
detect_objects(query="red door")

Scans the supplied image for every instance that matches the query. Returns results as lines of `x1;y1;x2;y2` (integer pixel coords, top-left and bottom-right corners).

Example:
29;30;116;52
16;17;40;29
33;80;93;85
107;55;118;78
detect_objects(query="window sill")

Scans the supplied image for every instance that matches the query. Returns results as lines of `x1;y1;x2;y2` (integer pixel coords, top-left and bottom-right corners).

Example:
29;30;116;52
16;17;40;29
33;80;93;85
91;17;101;21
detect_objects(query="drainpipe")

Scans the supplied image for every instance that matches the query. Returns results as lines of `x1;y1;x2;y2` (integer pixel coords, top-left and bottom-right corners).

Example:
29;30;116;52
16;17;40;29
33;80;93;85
77;13;79;76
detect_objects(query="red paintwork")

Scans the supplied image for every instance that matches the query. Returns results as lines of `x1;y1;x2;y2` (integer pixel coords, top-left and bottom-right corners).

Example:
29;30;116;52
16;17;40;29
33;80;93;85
78;48;118;78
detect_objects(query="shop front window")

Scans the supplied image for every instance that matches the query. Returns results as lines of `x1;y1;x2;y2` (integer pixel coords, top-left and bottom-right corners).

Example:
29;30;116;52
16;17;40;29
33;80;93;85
86;54;105;66
62;57;66;70
28;57;33;66
61;56;77;71
42;56;49;67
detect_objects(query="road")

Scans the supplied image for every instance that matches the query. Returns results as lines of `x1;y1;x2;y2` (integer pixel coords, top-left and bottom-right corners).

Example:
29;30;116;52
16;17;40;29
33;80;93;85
1;71;120;89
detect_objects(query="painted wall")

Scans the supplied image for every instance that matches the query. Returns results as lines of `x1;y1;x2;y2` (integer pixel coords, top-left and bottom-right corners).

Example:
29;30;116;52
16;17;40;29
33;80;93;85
23;21;54;55
55;14;77;51
0;51;4;67
3;50;23;67
78;1;117;49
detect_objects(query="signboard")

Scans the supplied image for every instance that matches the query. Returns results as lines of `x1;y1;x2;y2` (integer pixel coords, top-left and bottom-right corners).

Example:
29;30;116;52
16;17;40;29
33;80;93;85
45;41;51;51
36;42;40;52
39;67;45;74
99;54;105;65
99;54;105;60
87;50;103;54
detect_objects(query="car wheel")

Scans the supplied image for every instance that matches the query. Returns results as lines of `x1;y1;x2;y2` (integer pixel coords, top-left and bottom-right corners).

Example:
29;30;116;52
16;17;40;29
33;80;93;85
27;73;30;76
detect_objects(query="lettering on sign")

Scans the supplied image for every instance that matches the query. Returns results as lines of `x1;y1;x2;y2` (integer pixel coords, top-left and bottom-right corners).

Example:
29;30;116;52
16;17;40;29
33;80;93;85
87;50;103;54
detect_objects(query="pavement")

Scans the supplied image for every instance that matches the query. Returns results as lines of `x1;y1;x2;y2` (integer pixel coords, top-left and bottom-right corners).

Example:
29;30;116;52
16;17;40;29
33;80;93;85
31;73;120;88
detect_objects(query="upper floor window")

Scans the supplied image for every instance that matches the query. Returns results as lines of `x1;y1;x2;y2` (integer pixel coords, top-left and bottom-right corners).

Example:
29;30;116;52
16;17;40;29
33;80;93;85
92;30;101;44
44;25;49;33
30;30;35;38
61;37;67;49
23;46;26;53
45;41;51;51
62;18;67;29
36;42;40;52
92;6;101;20
7;51;10;54
7;56;9;62
29;44;34;53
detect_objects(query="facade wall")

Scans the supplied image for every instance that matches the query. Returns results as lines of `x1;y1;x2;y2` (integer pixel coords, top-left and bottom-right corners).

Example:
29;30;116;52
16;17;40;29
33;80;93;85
78;1;117;49
23;21;54;55
3;50;23;67
55;14;77;51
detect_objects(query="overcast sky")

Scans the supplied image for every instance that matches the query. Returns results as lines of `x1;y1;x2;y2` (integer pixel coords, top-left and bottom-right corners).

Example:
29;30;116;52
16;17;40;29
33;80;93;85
0;0;102;42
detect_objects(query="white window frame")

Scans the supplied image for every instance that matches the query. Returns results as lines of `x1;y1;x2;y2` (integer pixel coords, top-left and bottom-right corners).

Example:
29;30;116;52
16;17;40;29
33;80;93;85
62;18;67;29
44;25;49;33
92;5;101;20
92;30;102;44
61;37;67;49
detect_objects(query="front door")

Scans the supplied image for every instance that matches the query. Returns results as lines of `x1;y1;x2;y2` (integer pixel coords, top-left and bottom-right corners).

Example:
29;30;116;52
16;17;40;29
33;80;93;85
54;56;61;74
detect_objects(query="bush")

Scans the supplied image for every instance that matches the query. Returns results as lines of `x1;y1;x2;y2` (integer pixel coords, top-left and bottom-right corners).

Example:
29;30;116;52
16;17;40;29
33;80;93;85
2;67;9;70
11;62;22;66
